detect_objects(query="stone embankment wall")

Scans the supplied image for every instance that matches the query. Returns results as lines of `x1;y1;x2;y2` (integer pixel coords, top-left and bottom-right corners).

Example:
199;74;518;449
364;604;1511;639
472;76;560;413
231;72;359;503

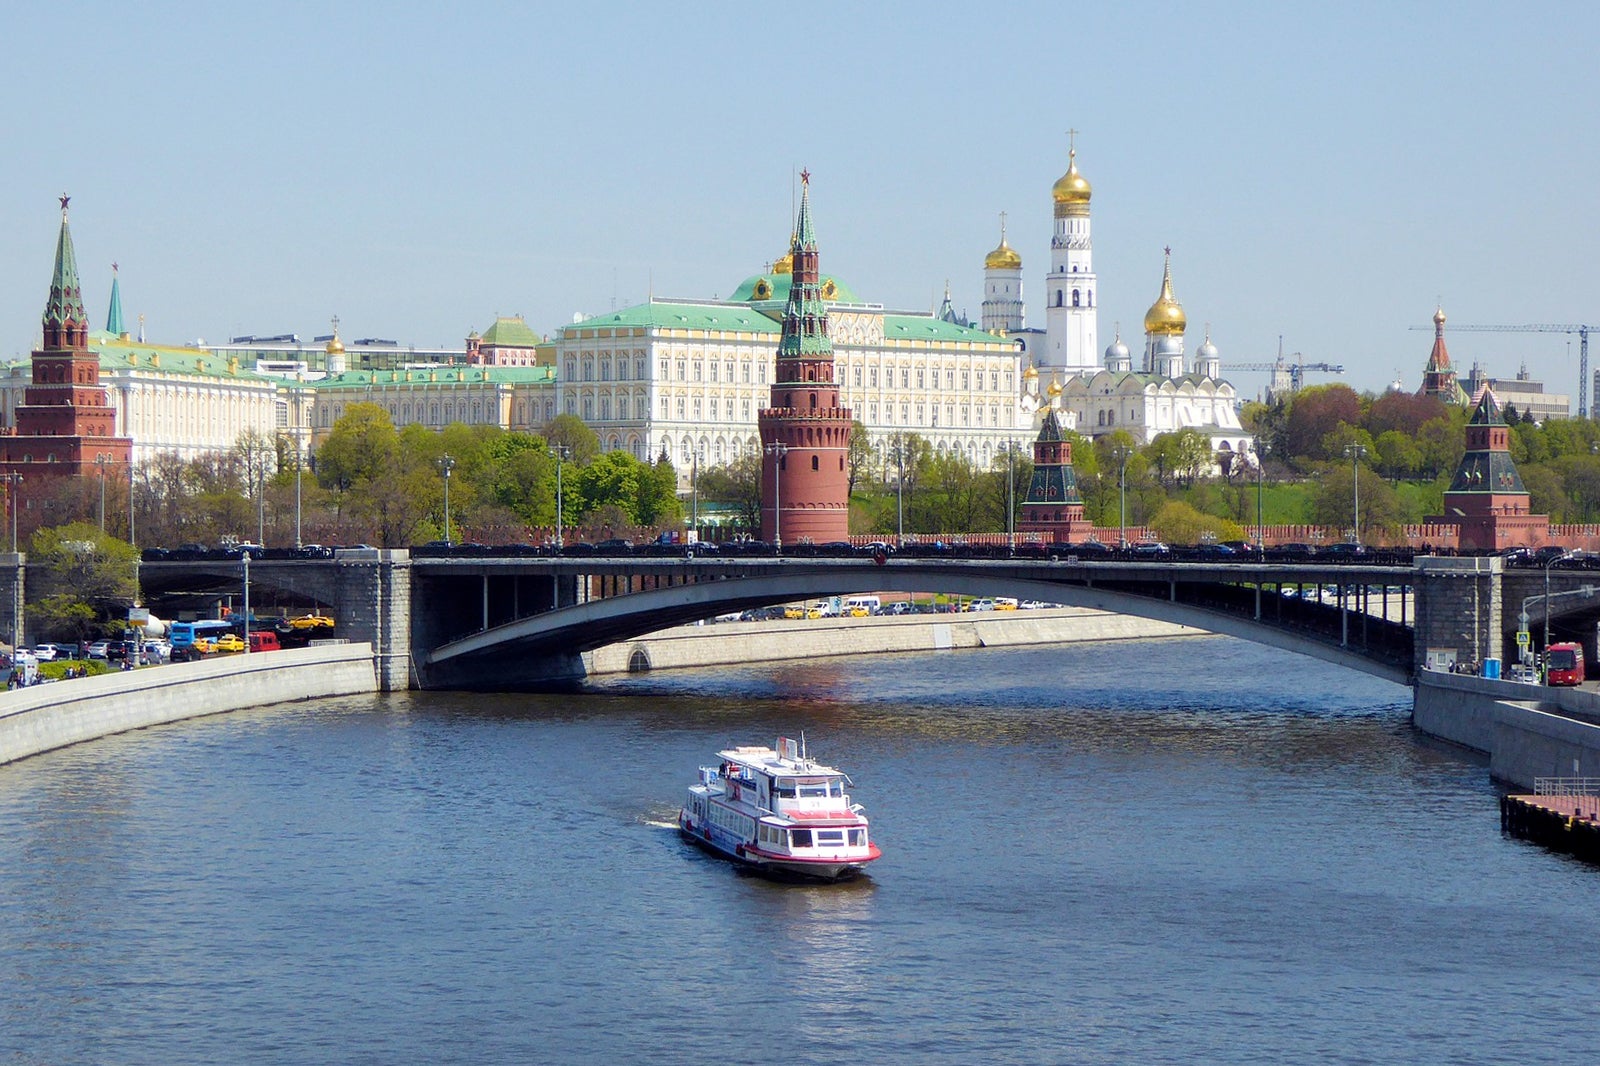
1413;669;1600;788
0;643;378;767
585;607;1199;675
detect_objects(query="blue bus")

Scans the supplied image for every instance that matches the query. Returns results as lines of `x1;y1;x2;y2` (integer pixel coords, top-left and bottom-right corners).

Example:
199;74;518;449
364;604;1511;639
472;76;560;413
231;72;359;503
169;619;236;650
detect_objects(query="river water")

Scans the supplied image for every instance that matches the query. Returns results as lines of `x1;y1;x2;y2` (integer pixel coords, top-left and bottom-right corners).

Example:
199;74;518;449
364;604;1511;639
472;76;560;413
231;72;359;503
1;636;1597;1064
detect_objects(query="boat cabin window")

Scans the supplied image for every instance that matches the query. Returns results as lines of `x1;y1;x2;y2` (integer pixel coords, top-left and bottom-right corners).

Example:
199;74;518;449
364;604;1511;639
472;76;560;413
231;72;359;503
790;829;813;848
790;777;839;799
849;829;865;846
816;830;845;846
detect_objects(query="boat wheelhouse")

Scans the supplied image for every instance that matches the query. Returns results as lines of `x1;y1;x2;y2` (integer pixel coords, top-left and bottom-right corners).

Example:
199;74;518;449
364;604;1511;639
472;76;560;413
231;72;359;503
679;736;881;881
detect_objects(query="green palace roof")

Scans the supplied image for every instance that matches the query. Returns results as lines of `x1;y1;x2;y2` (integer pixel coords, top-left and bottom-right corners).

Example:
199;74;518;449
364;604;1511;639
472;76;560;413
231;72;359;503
728;272;860;305
882;315;1016;346
312;365;556;390
477;315;542;347
84;331;273;381
562;302;782;336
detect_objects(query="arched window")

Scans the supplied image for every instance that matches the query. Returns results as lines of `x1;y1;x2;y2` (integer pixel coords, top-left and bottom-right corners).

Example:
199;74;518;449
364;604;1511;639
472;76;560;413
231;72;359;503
811;455;819;471
1072;289;1081;307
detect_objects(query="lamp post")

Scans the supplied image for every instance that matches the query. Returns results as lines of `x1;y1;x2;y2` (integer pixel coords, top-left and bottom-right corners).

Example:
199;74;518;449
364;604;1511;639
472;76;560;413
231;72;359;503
1111;444;1132;549
549;445;568;549
891;437;906;548
1344;443;1367;545
690;446;704;545
436;454;456;546
256;461;266;547
764;441;789;553
1251;440;1267;553
294;448;303;549
1005;439;1018;554
241;551;251;656
128;464;136;548
96;454;108;533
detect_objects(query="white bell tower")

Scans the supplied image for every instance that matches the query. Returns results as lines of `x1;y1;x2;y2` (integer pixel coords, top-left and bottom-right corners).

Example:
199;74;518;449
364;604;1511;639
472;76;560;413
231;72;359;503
1043;132;1098;374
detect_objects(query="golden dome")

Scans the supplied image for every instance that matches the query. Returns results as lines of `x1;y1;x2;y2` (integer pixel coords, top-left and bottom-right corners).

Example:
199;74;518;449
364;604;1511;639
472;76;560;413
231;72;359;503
985;237;1021;271
1046;375;1063;397
1433;306;1446;328
774;232;796;274
1143;251;1187;336
1022;363;1039;380
1052;149;1092;206
325;334;345;355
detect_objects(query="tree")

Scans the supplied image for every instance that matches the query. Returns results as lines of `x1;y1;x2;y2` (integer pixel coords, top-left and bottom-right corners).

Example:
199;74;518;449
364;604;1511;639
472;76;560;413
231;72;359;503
1373;430;1422;484
698;452;762;531
1149;500;1243;546
26;523;139;644
1309;462;1402;541
543;414;601;466
1363;390;1448;439
1283;384;1363;463
846;419;874;497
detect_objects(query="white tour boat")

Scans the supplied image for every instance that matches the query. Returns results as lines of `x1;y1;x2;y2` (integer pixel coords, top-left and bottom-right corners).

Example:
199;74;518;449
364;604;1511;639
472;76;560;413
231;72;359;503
679;736;882;881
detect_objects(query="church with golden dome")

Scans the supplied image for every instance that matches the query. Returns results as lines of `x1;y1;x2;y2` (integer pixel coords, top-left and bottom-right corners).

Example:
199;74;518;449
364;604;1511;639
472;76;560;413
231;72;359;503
998;142;1251;460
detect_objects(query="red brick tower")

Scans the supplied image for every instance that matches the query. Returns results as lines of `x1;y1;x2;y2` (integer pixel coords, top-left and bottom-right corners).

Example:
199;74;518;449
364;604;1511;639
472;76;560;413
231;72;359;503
1420;306;1466;405
758;172;852;547
1;197;133;485
1428;389;1548;550
1018;408;1092;542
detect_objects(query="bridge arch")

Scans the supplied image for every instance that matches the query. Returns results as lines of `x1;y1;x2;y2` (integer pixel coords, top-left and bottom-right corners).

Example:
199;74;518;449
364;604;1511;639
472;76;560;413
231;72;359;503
423;567;1411;689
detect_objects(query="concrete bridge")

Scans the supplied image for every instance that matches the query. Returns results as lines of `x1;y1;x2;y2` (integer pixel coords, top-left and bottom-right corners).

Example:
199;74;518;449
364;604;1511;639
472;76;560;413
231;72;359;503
29;549;1600;692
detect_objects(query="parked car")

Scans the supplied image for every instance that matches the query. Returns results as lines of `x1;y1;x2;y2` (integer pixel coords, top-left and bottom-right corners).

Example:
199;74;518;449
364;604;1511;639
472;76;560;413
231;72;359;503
32;643;61;662
83;641;111;660
211;634;247;654
1131;541;1171;557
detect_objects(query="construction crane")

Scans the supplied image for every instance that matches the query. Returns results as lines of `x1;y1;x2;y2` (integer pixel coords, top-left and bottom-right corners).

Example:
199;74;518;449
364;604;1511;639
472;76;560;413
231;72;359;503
1408;323;1596;418
1223;338;1344;403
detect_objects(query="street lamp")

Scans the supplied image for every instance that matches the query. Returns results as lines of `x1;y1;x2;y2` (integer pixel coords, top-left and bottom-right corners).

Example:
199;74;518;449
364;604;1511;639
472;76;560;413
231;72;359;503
1344;443;1367;545
896;445;905;547
1005;439;1019;554
96;454;109;533
1111;444;1133;549
436;454;456;546
549;445;569;549
1251;440;1267;552
294;449;303;549
764;441;789;553
241;551;251;656
690;446;704;545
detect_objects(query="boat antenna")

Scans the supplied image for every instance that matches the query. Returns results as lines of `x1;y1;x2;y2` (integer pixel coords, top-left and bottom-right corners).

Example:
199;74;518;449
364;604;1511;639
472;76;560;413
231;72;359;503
800;731;807;762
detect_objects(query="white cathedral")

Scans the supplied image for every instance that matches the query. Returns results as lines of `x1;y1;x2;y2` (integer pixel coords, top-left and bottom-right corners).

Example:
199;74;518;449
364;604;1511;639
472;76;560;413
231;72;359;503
984;144;1252;464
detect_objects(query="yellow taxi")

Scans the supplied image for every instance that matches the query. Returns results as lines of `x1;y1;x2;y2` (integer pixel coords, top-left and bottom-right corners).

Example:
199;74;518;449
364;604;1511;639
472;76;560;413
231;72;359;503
211;634;247;654
288;613;335;630
782;605;806;620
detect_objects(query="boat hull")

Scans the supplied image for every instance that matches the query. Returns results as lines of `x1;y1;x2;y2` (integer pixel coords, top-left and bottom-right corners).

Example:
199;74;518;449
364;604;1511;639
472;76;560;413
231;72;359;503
678;812;875;883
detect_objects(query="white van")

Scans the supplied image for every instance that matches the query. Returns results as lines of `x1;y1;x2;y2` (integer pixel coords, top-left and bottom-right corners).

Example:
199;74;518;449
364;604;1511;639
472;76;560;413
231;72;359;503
844;596;881;616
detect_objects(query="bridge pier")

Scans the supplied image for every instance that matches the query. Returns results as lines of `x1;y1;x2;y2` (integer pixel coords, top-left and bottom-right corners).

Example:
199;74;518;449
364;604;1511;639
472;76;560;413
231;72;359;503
1413;556;1502;673
332;550;413;692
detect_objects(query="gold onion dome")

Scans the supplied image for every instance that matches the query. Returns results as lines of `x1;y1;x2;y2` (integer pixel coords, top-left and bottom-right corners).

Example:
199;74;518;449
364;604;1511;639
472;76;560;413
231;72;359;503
1052;149;1092;206
1022;363;1039;380
773;232;796;274
325;334;345;354
985;236;1022;271
1046;376;1063;397
1143;251;1187;336
1434;306;1447;327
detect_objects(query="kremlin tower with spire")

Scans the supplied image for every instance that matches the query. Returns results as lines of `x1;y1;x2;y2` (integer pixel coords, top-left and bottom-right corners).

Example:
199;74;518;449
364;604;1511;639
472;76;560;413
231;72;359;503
0;198;133;495
757;172;852;547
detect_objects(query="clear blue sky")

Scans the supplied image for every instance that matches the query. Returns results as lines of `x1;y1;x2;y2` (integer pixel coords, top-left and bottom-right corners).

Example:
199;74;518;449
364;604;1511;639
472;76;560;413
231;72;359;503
3;1;1597;401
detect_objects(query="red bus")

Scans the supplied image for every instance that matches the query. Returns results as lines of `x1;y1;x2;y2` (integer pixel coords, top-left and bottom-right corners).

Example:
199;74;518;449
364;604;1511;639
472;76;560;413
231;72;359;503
1546;643;1585;686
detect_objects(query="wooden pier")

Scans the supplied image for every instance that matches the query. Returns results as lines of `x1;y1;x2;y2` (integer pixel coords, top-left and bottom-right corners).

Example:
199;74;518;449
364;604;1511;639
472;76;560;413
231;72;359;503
1502;779;1600;863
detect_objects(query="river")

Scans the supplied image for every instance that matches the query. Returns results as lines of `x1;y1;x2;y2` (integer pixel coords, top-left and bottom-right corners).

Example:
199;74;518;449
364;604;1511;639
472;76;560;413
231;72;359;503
1;636;1597;1065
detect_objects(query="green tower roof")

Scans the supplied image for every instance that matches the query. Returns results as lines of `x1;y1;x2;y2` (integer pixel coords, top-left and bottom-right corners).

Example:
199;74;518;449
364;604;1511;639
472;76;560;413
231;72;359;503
106;268;125;336
44;199;86;327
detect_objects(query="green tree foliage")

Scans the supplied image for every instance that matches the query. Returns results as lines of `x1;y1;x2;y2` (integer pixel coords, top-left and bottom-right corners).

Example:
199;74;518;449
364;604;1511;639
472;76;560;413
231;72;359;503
847;420;874;496
1148;500;1244;546
573;451;681;528
1374;430;1423;483
27;523;139;643
1310;462;1402;541
543;414;601;466
697;452;762;531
